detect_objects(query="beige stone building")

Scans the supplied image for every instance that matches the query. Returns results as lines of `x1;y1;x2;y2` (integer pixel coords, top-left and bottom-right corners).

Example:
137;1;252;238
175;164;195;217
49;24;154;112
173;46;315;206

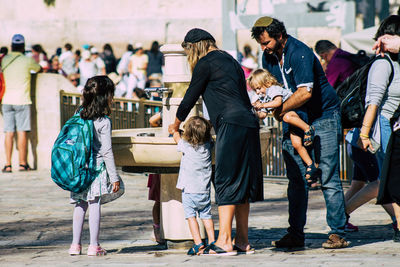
1;0;224;56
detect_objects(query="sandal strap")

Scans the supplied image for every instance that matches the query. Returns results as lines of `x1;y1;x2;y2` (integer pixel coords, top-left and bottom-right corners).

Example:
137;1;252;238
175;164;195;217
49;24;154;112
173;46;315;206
188;242;204;255
304;126;315;136
19;164;31;170
2;165;12;172
305;163;316;175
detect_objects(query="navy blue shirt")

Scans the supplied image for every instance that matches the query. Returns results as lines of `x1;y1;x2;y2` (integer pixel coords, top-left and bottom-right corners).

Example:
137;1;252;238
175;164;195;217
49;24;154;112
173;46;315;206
262;36;339;127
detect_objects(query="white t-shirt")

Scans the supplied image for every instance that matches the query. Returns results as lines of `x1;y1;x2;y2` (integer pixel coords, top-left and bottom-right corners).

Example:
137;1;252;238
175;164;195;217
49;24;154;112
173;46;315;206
78;60;97;86
93;56;105;75
129;54;148;77
117;51;133;75
176;139;213;194
258;85;293;111
59;50;76;75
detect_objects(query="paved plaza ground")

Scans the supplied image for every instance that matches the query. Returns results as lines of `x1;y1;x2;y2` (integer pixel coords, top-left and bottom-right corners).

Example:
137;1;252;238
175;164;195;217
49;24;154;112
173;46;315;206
1;170;399;266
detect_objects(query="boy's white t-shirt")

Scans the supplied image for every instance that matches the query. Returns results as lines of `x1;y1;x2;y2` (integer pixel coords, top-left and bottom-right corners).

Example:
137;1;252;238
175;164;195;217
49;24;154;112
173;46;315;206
176;139;213;194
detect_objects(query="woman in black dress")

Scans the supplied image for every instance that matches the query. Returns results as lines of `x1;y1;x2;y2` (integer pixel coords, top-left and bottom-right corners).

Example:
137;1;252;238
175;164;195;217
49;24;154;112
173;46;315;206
168;28;263;254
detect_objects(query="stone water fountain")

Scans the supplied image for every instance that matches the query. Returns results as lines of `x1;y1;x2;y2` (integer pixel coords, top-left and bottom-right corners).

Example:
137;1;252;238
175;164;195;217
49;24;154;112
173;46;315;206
111;44;271;242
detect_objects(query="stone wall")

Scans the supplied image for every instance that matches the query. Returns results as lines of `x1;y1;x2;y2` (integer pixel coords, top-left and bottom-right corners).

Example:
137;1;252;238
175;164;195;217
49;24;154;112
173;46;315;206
0;0;222;57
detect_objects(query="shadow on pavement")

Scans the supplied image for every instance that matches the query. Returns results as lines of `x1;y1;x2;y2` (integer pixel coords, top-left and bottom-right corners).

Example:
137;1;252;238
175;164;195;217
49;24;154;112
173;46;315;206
117;243;168;253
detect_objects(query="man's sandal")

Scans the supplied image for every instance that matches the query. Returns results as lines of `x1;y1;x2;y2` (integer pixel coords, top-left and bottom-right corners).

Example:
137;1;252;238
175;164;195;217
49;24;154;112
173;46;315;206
303;126;315;147
305;163;321;188
187;242;205;255
2;165;12;173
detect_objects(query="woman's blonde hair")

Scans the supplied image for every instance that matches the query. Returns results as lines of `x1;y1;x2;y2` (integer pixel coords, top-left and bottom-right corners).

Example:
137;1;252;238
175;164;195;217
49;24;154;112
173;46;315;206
181;40;218;72
182;116;212;147
248;69;281;90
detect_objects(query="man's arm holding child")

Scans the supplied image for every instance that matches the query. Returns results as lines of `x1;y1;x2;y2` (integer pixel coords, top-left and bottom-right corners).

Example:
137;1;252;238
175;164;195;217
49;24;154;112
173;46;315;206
273;86;312;121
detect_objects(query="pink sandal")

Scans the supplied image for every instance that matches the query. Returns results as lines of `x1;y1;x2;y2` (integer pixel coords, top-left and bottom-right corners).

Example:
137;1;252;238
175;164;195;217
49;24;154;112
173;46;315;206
87;245;107;256
68;244;82;255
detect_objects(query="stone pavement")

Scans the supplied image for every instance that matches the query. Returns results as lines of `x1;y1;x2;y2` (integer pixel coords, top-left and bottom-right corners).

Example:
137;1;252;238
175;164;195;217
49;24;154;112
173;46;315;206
0;170;399;266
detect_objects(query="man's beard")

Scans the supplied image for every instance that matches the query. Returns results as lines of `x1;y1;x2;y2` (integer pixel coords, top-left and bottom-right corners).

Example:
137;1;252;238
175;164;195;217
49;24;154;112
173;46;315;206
271;39;282;55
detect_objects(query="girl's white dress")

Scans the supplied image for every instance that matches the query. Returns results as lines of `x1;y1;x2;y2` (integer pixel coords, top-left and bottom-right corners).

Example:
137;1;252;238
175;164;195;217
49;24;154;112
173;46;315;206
71;116;124;204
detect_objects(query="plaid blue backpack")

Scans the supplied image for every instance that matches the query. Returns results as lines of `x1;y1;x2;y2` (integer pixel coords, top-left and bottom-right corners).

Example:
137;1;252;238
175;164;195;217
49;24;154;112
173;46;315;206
51;113;97;193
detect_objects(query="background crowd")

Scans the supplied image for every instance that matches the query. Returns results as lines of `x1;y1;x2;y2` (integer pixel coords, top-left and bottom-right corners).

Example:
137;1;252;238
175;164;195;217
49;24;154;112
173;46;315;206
0;40;165;100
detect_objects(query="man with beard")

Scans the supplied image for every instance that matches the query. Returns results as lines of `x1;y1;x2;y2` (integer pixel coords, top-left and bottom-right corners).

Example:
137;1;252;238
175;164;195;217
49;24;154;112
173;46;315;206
251;17;348;249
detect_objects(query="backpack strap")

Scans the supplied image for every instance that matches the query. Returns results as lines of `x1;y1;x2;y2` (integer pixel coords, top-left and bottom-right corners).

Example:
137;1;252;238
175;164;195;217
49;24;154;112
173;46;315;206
381;54;394;88
1;54;22;72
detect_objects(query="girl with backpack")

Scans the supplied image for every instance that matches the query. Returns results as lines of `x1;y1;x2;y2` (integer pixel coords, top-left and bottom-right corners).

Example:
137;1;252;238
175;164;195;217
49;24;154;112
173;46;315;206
68;75;124;256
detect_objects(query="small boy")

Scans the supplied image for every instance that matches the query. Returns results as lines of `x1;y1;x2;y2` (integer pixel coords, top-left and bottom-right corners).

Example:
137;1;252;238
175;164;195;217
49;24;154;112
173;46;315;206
170;116;215;255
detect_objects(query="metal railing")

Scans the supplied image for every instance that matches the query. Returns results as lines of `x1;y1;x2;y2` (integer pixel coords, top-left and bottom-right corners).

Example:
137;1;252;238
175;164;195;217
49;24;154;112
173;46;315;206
60;91;162;129
262;115;351;181
60;91;351;181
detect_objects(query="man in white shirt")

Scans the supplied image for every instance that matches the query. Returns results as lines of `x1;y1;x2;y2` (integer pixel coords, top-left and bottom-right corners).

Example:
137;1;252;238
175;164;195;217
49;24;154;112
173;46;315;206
90;47;106;75
59;43;77;75
127;43;148;98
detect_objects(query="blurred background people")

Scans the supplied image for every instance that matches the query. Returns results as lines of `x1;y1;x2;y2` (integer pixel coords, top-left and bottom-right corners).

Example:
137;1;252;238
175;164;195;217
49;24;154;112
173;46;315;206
90;47;106;75
127;43;148;98
78;50;97;90
146;41;164;79
59;43;77;76
31;44;49;71
315;40;358;89
101;43;117;74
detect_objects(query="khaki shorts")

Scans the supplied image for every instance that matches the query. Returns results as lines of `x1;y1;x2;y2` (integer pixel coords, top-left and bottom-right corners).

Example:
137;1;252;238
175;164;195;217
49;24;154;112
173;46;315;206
2;104;31;132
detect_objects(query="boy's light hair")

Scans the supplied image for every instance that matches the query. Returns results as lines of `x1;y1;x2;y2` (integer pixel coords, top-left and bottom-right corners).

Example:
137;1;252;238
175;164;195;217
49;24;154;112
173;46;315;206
181;40;218;72
182;116;212;147
248;69;281;90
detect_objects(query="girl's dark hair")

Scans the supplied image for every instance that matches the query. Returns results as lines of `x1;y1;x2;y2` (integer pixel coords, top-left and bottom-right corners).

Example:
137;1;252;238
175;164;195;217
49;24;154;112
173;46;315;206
251;18;287;41
80;76;115;120
375;15;400;61
182;116;212;147
375;15;400;40
32;44;47;56
150;41;159;54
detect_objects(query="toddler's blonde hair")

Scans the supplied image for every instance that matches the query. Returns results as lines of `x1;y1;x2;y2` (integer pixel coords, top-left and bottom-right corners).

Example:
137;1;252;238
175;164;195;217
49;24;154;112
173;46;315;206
248;69;281;90
182;116;212;147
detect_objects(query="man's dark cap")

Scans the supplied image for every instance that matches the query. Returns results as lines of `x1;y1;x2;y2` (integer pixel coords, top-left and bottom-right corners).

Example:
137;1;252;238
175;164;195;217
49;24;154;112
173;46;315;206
184;28;215;43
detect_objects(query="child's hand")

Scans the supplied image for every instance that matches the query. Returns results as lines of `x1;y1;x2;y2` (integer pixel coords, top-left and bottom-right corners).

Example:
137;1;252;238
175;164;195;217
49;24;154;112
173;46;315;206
253;102;264;110
168;124;178;135
172;130;181;143
112;181;120;193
